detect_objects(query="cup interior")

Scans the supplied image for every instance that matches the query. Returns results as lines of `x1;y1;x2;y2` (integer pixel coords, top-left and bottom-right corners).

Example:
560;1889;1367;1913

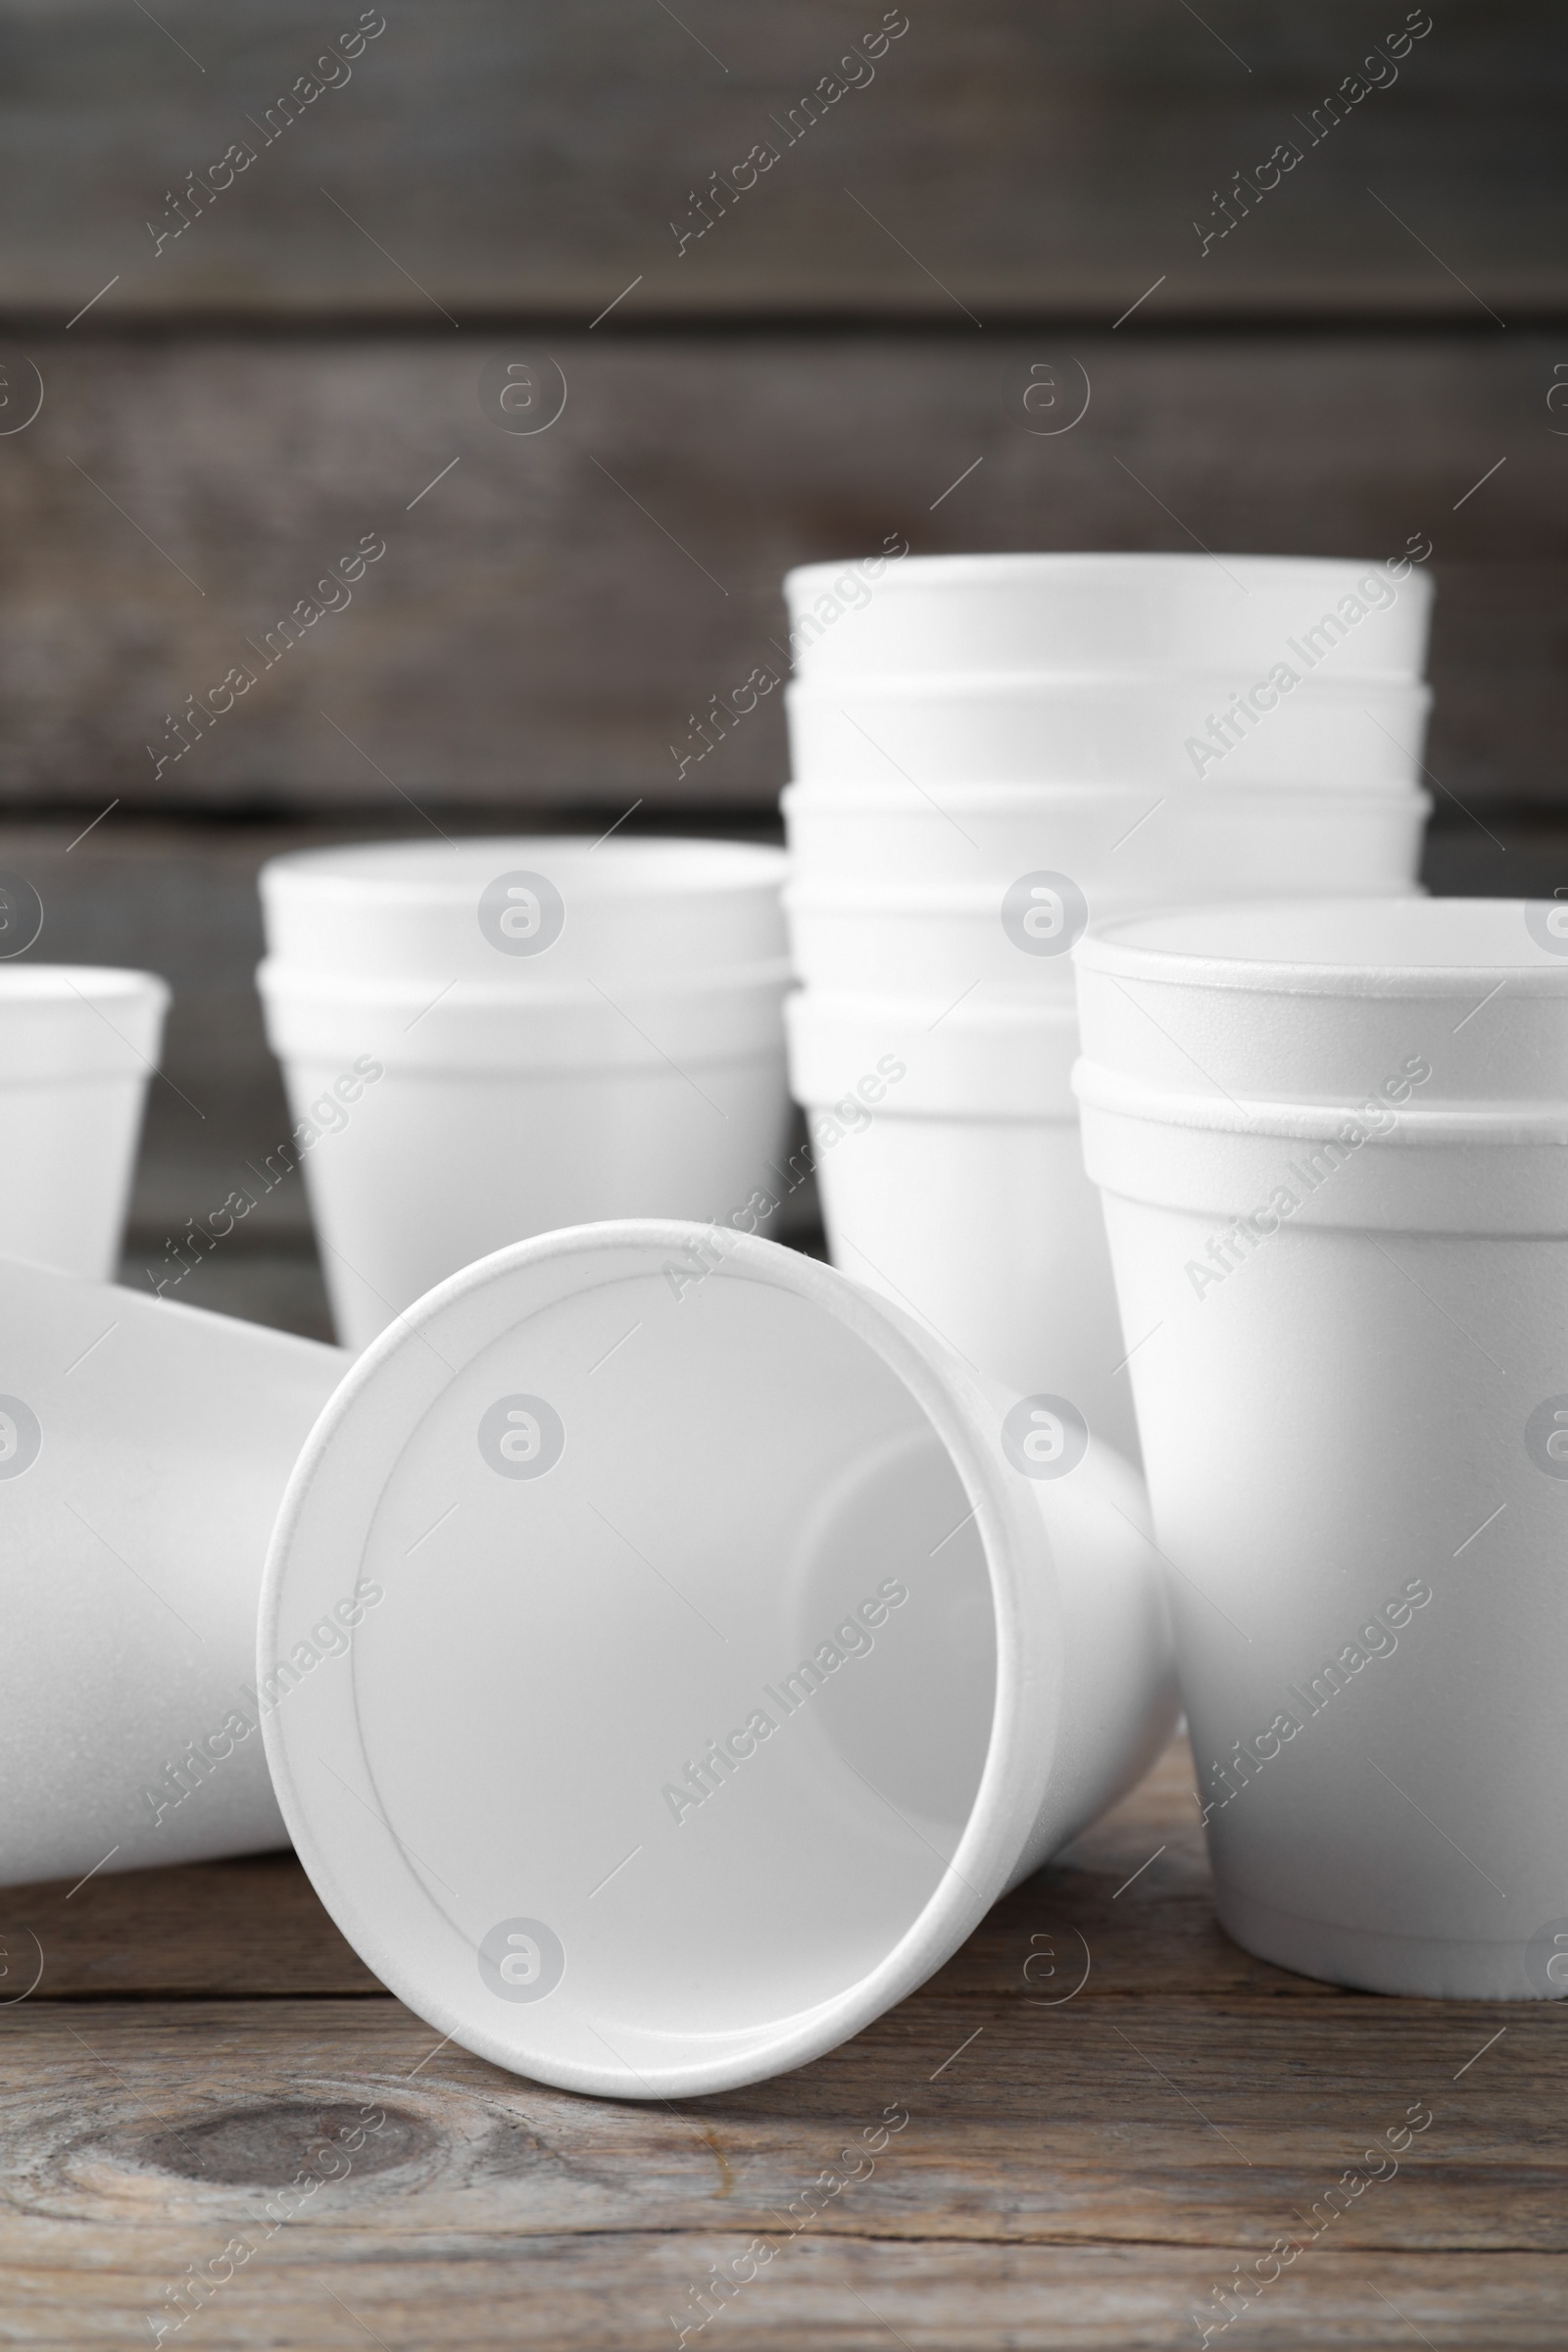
267;1231;1009;2092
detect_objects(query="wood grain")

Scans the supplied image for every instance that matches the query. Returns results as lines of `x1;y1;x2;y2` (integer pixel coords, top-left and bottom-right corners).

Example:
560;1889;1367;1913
0;1;1553;323
4;1740;1565;2349
2;1993;1561;2246
2;2228;1563;2351
0;332;1560;808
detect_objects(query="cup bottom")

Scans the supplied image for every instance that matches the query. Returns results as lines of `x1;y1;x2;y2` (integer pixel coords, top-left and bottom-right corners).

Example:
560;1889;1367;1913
1216;1883;1568;2001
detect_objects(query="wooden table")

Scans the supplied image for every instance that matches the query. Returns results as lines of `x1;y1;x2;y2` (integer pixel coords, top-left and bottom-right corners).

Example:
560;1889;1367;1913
3;1736;1560;2349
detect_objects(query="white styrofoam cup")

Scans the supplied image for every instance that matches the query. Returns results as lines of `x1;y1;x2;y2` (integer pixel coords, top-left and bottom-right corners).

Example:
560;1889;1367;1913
261;1221;1177;2097
785;553;1434;682
1073;897;1568;1998
258;965;793;1352
259;834;794;1352
260;836;787;987
0;966;170;1280
0;1256;347;1889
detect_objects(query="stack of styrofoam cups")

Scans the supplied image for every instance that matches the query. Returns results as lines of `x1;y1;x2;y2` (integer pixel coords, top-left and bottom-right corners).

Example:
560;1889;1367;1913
0;964;169;1278
782;551;1435;1465
257;839;794;1350
1074;897;1568;1999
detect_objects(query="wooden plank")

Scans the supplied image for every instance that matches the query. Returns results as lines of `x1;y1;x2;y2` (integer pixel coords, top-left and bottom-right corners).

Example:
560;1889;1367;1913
0;1849;378;1999
0;333;1562;809
1;2229;1562;2352
1;1998;1562;2341
6;1739;1565;2344
0;1;1555;322
24;1985;1546;2244
3;1984;1563;2244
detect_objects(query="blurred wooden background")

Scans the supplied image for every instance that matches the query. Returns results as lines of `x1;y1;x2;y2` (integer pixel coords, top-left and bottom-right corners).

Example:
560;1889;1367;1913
0;0;1562;1305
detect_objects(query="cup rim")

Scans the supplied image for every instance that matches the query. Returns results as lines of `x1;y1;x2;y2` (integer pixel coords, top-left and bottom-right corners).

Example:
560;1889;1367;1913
259;1219;1056;2099
786;551;1434;596
261;836;787;906
0;964;170;1005
1076;898;1568;999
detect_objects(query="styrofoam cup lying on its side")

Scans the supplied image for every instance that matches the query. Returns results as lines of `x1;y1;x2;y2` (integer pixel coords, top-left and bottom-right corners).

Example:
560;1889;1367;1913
261;1220;1177;2098
782;781;1431;898
0;1256;347;1890
1073;897;1568;1999
258;964;793;1351
260;837;787;987
785;553;1434;682
786;675;1431;790
786;879;1151;1002
788;990;1138;1463
0;966;170;1280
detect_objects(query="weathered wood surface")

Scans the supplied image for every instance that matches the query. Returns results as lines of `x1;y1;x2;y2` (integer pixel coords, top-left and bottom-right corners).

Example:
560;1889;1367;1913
4;1739;1564;2349
3;1996;1562;2247
0;0;1552;323
0;334;1560;807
